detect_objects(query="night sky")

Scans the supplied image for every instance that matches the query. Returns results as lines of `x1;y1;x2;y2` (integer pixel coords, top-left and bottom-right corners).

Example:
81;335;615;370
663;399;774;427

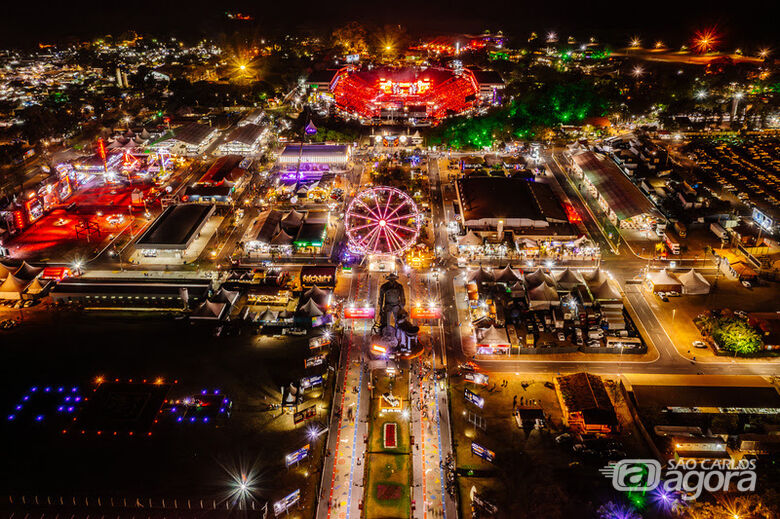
1;0;778;48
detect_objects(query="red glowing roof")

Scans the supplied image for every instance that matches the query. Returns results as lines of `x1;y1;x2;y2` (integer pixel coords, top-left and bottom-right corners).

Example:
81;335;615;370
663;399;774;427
329;66;478;120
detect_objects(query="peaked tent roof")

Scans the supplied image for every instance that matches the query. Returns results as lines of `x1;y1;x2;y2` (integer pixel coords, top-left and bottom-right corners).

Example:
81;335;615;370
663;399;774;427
678;269;711;294
14;261;43;280
478;325;510;346
458;230;483;247
592;280;622;300
25;277;45;294
258;307;278;322
495;265;522;284
0;262;13;279
468;266;495;284
528;282;559;302
554;267;583;288
297;298;324;317
212;287;240;306
281;209;304;227
190;300;227;320
270;230;294;245
648;269;681;287
583;267;607;286
0;273;29;294
524;267;555;288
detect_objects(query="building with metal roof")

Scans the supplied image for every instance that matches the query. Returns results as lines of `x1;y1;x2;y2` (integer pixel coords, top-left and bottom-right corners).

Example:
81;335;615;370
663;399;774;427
278;144;350;167
455;175;576;240
570;150;663;229
135;203;215;253
217;124;266;155
151;122;219;156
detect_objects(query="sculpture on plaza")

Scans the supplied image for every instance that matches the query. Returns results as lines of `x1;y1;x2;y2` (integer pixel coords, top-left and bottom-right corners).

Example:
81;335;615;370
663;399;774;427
372;273;419;352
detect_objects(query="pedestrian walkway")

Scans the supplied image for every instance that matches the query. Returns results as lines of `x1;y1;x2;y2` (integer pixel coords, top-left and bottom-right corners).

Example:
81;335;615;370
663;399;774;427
317;329;368;519
411;358;448;519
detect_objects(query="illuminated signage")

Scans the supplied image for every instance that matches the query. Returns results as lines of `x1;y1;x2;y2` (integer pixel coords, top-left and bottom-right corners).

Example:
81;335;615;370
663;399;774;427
300;265;337;288
465;373;489;386
293;406;317;425
285;444;310;466
752;207;774;231
371;343;387;354
464;388;484;408
471;442;495;463
410;306;442;319
300;375;324;389
273;489;300;516
305;354;326;368
344;307;375;319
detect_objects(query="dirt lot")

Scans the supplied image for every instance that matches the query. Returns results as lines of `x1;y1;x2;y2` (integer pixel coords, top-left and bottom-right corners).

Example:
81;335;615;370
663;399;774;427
448;371;652;519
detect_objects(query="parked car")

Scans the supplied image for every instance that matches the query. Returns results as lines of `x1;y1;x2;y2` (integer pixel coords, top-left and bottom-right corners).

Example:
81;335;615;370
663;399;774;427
741;280;752;288
692;340;707;349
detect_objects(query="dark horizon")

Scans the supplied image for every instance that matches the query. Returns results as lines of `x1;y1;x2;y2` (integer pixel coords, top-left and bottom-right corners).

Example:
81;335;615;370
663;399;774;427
2;0;778;49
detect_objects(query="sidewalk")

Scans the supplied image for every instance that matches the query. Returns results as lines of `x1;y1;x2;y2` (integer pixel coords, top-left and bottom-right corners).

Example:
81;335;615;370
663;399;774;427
316;328;369;519
411;359;450;519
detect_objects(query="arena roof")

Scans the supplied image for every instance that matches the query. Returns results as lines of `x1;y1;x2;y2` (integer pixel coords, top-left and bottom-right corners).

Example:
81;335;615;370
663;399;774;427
456;176;571;232
572;150;660;221
172;123;216;145
136;203;215;250
224;123;264;146
51;277;211;303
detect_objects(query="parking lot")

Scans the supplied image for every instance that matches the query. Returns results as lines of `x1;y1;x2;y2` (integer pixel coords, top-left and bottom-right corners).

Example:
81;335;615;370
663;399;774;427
685;136;780;221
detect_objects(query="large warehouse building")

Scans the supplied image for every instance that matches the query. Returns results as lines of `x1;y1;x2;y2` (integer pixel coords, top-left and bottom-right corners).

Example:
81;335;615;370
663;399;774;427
569;150;664;230
151;123;219;156
455;175;577;241
135;203;216;258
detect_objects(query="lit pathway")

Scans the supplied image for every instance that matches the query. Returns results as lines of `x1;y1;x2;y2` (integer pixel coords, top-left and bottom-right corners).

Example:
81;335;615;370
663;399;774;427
411;358;448;519
317;330;368;519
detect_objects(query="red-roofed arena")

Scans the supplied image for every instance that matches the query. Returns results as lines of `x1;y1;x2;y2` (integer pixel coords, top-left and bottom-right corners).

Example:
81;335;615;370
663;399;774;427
329;66;479;123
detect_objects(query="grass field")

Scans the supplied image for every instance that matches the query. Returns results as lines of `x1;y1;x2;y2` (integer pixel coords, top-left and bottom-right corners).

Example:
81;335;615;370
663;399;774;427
363;370;411;519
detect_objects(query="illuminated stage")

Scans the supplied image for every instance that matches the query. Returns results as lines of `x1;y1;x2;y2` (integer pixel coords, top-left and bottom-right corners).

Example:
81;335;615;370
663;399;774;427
329;66;479;123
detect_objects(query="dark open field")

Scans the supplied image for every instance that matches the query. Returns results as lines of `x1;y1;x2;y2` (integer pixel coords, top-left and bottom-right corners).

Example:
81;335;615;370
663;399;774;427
0;311;333;512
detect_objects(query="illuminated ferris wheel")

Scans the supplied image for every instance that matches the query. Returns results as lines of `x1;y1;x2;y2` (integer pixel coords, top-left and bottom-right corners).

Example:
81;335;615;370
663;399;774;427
345;186;421;256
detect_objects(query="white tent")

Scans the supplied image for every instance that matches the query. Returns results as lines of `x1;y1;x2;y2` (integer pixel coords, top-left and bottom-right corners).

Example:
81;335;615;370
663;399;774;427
0;262;13;280
458;230;483;247
0;273;28;300
303;285;330;306
554;267;583;289
678;269;711;295
271;230;294;246
591;280;622;301
495;265;522;284
190;300;227;320
297;298;323;317
477;325;510;346
647;269;682;293
468;266;495;284
583;267;607;286
524;267;555;289
527;282;559;310
258;307;278;323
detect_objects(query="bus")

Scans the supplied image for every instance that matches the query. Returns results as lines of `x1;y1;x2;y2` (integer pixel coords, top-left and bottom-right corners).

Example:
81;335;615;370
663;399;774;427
674;221;687;238
665;234;680;255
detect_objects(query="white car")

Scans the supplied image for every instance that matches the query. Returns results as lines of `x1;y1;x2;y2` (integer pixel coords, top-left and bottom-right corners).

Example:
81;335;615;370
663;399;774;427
692;340;707;349
741;280;752;288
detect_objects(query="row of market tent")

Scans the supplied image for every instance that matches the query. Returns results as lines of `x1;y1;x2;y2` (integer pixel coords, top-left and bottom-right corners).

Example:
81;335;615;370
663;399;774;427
467;265;623;310
0;261;46;300
647;268;711;295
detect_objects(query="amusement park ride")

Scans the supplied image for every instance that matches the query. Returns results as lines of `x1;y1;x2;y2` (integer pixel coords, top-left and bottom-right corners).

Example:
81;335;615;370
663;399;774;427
345;185;424;359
